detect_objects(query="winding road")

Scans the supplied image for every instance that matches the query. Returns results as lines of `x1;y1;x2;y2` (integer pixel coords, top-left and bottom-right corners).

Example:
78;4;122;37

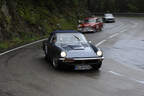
0;17;144;96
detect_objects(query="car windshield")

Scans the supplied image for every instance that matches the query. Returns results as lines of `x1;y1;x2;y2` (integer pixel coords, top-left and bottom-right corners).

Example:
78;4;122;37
56;33;87;44
84;19;96;23
105;14;113;17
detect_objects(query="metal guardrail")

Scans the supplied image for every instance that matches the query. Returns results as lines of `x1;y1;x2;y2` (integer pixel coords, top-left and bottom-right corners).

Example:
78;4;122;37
114;13;144;17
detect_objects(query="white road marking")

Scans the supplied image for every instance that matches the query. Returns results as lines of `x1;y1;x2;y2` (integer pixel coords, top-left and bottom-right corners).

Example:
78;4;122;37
0;38;47;56
120;29;127;33
96;27;128;47
127;77;144;85
109;71;144;85
108;33;119;39
96;39;107;47
108;71;123;77
135;80;144;84
96;31;122;46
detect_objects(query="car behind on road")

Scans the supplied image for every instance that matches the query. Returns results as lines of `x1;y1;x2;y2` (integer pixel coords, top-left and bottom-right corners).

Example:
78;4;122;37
78;17;103;33
103;13;115;23
43;30;104;70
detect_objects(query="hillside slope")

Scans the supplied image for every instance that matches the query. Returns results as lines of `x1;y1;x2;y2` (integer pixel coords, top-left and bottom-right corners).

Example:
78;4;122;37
0;0;88;52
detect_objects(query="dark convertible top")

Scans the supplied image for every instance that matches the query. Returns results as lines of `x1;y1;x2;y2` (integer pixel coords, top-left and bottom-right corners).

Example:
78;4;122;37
53;30;80;33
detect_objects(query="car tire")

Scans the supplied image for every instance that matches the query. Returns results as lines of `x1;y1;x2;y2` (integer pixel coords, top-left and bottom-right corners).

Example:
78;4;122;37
44;46;49;60
99;28;102;32
93;30;97;33
52;58;60;69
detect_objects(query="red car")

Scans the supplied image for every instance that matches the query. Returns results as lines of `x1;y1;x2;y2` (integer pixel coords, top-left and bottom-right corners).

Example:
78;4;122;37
78;17;103;33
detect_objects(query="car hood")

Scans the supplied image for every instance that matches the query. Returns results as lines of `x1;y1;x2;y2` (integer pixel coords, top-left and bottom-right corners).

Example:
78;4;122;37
59;43;97;58
81;23;96;27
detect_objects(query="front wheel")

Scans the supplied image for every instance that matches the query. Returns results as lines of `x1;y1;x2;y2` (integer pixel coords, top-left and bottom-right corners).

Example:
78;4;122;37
98;27;102;32
44;46;50;60
52;58;60;69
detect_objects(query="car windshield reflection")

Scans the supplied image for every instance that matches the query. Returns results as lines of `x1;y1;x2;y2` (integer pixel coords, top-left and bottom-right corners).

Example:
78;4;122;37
56;33;87;44
84;19;96;23
105;14;113;17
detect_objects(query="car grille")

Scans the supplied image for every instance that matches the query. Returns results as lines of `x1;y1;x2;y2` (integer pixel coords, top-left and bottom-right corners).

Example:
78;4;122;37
84;27;93;29
68;60;99;65
107;19;114;20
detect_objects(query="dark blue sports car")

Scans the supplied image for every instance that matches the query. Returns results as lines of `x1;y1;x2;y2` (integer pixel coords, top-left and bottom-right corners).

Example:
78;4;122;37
43;30;104;70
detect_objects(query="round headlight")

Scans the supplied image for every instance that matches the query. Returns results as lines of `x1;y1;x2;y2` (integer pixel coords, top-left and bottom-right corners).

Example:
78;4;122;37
78;24;82;28
78;27;82;31
97;50;103;56
60;51;67;57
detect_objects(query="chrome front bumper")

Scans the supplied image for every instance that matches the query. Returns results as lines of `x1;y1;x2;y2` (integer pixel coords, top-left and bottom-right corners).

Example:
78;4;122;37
78;27;95;32
59;57;104;61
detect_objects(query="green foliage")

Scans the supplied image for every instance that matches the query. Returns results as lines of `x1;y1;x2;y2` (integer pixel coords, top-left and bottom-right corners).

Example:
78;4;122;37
89;0;144;13
0;42;9;50
0;0;87;52
128;4;138;12
12;37;22;43
18;7;40;24
58;18;76;30
5;16;11;24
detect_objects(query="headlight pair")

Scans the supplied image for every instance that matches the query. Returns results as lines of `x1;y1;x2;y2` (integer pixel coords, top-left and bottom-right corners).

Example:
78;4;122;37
61;50;102;57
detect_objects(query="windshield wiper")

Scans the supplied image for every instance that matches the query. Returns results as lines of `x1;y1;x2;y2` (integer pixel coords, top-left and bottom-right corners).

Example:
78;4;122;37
73;35;81;41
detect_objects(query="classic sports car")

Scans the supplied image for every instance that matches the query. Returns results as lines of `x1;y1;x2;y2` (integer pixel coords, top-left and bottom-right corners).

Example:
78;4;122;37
43;30;104;70
103;13;115;23
78;17;103;33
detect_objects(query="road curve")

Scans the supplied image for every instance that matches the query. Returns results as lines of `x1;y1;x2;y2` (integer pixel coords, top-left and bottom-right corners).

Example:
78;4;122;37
0;17;144;96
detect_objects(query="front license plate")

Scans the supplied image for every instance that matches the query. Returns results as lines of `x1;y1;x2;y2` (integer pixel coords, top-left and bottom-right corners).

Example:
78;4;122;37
75;65;91;70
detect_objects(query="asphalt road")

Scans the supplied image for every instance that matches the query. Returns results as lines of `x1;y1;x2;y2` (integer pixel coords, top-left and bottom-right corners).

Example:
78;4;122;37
0;17;144;96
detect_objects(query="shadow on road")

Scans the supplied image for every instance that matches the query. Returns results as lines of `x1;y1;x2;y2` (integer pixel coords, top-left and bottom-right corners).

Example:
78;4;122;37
39;56;102;76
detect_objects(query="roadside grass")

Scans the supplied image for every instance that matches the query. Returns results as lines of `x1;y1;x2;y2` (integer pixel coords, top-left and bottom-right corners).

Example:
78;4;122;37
0;37;40;53
0;42;9;51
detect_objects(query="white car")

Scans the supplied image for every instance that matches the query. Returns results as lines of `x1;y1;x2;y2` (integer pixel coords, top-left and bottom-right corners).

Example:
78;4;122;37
103;13;115;23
